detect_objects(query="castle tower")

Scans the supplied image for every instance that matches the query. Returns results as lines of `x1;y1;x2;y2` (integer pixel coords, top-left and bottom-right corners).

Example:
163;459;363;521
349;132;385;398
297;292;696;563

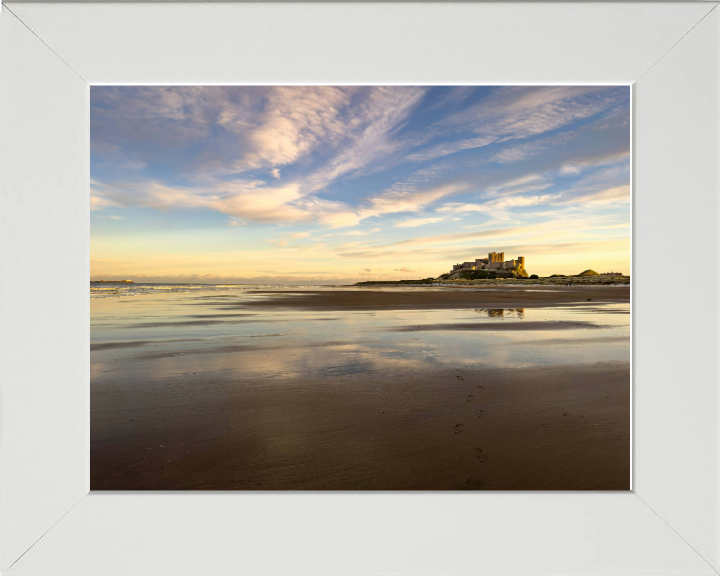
499;252;504;262
517;256;525;268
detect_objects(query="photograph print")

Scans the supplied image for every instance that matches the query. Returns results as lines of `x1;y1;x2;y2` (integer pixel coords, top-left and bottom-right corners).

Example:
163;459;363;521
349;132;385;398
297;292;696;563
90;85;630;490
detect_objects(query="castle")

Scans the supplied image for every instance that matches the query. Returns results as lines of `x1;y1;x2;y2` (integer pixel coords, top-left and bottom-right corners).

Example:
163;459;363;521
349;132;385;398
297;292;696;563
450;252;525;274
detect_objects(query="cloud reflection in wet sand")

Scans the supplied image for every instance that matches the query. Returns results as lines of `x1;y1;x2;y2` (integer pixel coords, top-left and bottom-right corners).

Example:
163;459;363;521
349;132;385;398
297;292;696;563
91;289;628;381
91;288;630;490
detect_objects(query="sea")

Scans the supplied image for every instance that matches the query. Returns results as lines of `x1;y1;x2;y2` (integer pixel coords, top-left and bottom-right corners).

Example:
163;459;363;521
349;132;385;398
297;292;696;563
90;282;319;298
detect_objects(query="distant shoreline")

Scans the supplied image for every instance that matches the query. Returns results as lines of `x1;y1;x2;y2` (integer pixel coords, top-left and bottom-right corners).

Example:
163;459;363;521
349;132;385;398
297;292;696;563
354;275;630;287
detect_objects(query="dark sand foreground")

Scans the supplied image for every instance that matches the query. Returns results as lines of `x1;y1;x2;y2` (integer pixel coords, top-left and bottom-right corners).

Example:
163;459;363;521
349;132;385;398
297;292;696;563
91;286;630;491
92;363;629;490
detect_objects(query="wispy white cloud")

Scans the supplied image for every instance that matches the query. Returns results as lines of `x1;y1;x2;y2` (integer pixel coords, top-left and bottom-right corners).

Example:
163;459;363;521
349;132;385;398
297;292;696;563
367;182;467;215
92;86;628;229
438;193;560;215
225;86;353;172
437;183;628;221
90;194;120;211
562;184;630;206
402;86;623;165
558;150;629;176
314;182;469;228
92;142;147;170
446;86;613;137
379;226;525;250
394;216;458;228
406;136;497;163
300;87;427;192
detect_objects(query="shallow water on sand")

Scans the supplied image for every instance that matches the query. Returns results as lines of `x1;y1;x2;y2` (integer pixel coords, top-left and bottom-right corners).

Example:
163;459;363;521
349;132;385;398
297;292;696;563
91;289;629;383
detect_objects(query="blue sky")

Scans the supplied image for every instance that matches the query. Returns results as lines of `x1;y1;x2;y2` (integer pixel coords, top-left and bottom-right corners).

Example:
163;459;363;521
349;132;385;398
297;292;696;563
91;86;630;283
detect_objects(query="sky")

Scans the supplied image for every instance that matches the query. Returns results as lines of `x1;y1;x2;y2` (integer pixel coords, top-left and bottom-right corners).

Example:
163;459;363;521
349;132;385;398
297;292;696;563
90;85;630;284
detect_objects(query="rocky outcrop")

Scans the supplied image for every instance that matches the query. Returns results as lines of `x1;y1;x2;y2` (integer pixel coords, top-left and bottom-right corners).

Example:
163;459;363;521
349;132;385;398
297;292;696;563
437;266;529;281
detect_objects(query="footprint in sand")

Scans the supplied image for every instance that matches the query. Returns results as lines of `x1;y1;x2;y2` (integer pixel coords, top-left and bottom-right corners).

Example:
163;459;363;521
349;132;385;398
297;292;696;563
457;375;465;381
476;385;484;392
465;479;479;487
475;409;484;418
474;448;488;463
454;424;464;434
466;394;475;402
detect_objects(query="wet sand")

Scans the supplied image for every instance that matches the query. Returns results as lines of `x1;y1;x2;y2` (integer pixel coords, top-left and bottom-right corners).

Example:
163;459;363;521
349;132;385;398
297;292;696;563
91;286;630;491
240;285;630;311
91;362;629;490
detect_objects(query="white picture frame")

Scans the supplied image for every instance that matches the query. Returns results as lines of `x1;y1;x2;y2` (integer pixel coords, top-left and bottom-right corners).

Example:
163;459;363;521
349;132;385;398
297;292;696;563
1;2;718;574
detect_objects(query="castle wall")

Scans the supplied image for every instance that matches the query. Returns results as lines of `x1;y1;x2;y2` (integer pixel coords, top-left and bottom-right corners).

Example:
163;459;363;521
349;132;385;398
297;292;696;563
447;253;526;275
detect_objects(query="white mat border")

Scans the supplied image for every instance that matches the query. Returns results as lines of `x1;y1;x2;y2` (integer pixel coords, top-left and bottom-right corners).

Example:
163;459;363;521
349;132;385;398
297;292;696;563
1;3;718;574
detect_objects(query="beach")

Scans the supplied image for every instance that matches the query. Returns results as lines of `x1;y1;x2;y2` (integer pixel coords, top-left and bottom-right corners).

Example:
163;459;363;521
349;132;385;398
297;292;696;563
91;285;630;490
